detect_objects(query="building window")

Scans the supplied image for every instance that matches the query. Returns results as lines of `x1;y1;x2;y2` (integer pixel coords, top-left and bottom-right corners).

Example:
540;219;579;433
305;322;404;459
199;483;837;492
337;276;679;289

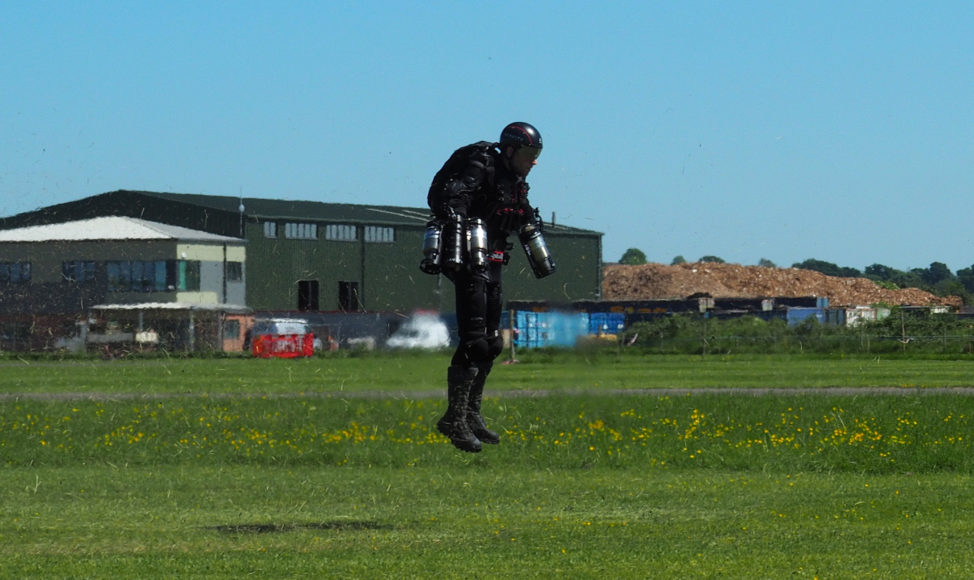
106;260;200;292
0;262;31;283
325;224;357;241
285;222;318;240
136;260;161;292
338;280;360;312
177;260;201;292
226;261;243;282
263;221;278;238
62;261;96;282
364;226;395;243
298;280;320;311
224;319;241;340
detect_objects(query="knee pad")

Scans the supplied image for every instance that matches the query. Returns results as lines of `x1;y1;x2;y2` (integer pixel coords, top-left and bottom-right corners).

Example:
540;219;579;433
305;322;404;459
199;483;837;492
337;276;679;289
487;331;504;359
461;331;502;367
462;334;490;366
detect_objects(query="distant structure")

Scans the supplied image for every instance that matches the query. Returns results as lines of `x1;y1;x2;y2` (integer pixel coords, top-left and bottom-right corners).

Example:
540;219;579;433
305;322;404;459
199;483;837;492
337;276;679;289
0;190;603;352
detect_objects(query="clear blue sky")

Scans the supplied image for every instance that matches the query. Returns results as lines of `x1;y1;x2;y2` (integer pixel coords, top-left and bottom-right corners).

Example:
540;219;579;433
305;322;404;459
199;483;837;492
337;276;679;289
2;1;972;272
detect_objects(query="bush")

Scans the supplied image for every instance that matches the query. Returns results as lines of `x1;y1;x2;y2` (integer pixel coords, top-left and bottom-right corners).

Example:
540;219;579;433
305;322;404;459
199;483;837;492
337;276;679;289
620;310;974;356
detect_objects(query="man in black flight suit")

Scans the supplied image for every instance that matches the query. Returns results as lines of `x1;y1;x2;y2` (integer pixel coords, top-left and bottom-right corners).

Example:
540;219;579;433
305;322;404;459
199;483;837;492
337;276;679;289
426;121;547;453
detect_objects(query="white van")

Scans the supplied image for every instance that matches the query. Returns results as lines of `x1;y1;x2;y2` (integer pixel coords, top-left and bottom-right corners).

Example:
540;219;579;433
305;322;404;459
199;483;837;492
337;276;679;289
386;315;450;349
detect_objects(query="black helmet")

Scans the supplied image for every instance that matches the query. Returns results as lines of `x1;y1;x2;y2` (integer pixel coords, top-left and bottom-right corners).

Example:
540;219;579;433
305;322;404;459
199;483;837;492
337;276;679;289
499;122;542;150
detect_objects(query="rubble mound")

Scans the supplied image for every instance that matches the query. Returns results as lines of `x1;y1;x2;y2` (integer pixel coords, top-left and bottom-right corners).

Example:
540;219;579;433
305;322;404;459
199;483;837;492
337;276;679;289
603;262;962;308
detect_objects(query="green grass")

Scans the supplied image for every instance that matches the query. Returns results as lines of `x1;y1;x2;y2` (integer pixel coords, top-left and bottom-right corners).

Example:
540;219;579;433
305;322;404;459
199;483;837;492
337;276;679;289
4;465;973;577
3;352;974;577
4;393;974;473
5;351;974;395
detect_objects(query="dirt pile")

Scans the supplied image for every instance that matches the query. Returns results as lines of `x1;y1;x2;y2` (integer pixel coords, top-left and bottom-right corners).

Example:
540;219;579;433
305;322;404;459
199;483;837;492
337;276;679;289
603;262;962;308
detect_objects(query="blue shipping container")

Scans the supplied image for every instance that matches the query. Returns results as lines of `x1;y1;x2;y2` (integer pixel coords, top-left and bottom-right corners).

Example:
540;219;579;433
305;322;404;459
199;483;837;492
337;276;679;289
786;307;826;326
588;312;626;335
514;311;589;348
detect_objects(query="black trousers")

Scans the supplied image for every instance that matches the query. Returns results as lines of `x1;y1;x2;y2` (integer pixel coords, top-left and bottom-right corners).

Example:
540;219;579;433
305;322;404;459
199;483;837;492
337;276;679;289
448;260;504;369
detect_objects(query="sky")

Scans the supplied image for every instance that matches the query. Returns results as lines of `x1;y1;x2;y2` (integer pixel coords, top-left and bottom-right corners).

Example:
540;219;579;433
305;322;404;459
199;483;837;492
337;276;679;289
2;1;972;272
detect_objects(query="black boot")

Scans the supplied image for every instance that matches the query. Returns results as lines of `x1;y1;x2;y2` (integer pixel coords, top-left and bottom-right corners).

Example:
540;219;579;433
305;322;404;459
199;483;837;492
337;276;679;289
467;369;499;444
437;366;482;453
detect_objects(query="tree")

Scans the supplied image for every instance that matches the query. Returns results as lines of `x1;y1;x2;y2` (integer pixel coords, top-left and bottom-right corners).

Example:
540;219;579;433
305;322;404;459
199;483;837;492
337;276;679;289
619;248;647;265
758;258;777;268
956;264;974;293
894;269;925;289
953;265;974;304
864;262;930;288
671;255;687;265
865;263;898;282
920;261;953;286
793;258;862;278
699;255;725;264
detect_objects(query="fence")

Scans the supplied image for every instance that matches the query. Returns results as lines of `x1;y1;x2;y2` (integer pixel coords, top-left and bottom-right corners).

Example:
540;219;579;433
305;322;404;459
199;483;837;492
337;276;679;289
508;309;974;355
620;333;974;355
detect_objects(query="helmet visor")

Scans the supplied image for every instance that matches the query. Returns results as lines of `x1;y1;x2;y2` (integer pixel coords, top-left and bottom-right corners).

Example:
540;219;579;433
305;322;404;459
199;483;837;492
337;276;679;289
513;145;542;164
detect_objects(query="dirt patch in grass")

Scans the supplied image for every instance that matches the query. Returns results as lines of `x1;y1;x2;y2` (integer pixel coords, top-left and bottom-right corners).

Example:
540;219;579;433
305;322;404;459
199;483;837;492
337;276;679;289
209;521;390;535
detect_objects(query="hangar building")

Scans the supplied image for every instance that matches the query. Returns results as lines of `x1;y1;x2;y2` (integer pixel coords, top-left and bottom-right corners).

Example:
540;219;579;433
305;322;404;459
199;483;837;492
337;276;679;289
0;190;603;351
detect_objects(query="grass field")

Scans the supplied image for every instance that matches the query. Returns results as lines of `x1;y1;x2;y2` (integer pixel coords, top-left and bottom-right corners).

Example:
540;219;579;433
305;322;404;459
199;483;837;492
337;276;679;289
3;352;974;578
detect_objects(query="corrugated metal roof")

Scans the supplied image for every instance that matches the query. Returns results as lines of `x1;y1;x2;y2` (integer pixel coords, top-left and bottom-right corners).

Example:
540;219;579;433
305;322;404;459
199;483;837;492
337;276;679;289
0;190;602;237
135;191;595;234
137;191;432;225
0;216;244;243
